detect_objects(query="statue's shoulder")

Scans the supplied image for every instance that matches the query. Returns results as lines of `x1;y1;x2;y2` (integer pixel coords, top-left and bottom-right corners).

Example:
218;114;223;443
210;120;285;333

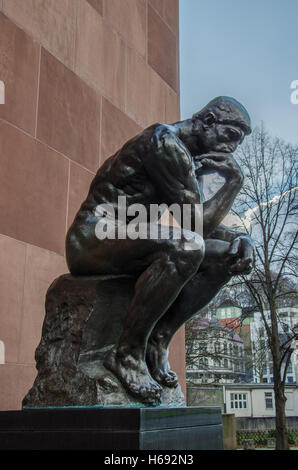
151;122;175;137
147;123;178;147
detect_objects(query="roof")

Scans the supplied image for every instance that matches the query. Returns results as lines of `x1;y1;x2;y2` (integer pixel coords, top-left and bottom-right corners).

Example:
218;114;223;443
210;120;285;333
224;383;298;391
187;383;298;391
191;317;243;343
217;299;241;309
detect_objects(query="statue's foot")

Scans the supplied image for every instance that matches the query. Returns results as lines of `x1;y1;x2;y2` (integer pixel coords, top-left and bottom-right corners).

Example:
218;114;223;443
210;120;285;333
103;347;162;405
146;342;178;388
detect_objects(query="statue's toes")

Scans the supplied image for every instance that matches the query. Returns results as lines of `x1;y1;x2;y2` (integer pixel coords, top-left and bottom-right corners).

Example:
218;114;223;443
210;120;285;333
166;369;178;379
153;367;178;388
129;376;161;404
146;385;162;404
163;371;178;388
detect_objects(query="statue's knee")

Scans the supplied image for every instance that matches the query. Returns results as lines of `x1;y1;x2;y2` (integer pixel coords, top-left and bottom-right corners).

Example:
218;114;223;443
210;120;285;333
171;239;204;280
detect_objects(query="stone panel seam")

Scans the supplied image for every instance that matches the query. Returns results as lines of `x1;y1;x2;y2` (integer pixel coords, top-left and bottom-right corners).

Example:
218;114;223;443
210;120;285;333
34;135;96;178
0;115;110;174
176;2;180;109
73;53;125;115
124;42;129;116
74;49;161;130
125;45;172;127
0;120;94;255
101;0;147;60
147;4;178;92
0;9;75;73
145;0;148;64
72;0;79;71
0;362;36;367
148;0;178;37
16;244;28;364
98;95;103;166
0;233;66;264
0;118;36;144
65;160;71;239
34;45;41;138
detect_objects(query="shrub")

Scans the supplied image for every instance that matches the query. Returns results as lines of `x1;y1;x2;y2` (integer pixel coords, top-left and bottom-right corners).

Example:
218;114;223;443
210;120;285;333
236;428;298;446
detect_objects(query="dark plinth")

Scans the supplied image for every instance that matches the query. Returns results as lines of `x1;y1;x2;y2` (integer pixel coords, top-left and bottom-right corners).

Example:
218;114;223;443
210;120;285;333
0;407;223;450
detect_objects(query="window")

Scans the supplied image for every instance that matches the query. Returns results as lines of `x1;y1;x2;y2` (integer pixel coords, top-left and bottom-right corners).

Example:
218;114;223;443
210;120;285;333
214;358;221;368
287;377;294;384
199;357;208;368
230;393;247;410
265;392;273;409
187;372;199;379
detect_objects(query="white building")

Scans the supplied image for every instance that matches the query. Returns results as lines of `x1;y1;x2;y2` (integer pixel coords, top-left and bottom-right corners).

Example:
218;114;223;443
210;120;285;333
250;307;298;384
224;383;298;418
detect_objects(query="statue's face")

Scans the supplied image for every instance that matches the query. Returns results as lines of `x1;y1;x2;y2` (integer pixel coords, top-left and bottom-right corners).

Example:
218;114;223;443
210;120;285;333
200;122;245;154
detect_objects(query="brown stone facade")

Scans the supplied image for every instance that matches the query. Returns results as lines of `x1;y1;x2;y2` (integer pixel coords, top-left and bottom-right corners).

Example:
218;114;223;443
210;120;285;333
0;0;184;410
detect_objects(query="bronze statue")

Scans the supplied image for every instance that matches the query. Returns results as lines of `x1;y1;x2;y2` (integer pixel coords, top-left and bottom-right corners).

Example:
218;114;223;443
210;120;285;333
65;96;254;405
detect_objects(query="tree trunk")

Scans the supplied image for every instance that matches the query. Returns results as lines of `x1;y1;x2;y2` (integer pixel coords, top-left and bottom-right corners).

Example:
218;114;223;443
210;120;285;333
270;301;289;450
274;381;289;450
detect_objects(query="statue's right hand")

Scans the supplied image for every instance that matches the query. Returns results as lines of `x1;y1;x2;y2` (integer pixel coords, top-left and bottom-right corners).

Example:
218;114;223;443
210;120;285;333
196;152;244;184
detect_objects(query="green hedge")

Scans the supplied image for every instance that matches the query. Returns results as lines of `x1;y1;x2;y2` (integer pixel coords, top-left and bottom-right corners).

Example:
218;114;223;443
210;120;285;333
237;429;298;446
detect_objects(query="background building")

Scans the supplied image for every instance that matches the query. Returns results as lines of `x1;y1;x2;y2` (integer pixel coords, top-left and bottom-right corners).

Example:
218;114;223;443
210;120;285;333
224;383;298;420
0;0;182;411
186;315;246;385
187;383;298;430
251;307;298;384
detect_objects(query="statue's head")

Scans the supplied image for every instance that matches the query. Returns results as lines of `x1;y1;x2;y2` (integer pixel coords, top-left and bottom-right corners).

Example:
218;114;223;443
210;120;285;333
191;96;251;154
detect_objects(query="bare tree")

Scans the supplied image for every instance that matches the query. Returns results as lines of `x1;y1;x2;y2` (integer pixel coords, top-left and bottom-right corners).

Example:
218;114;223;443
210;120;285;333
230;125;298;450
250;325;270;383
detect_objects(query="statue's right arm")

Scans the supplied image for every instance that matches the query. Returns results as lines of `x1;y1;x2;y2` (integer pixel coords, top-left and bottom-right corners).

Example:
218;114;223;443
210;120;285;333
142;129;203;233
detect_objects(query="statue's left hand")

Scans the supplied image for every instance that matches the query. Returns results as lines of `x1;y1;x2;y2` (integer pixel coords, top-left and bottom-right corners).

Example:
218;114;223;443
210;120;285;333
227;235;254;275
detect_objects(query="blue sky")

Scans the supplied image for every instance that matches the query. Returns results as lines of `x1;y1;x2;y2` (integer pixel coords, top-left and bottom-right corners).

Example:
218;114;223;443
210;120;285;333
179;0;298;145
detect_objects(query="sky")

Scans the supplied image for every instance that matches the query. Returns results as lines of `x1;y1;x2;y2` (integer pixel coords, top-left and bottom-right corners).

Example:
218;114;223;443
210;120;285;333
179;0;298;145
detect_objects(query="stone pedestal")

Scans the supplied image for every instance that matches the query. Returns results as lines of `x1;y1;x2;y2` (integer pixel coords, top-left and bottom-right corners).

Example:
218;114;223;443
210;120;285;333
0;407;223;450
22;274;185;408
222;414;237;450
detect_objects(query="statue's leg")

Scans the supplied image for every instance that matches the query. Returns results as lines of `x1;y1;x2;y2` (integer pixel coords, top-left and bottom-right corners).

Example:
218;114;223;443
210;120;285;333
103;225;205;404
146;239;233;387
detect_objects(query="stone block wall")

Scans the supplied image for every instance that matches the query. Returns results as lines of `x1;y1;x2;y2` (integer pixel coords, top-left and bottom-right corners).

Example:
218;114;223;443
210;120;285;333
0;0;183;410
